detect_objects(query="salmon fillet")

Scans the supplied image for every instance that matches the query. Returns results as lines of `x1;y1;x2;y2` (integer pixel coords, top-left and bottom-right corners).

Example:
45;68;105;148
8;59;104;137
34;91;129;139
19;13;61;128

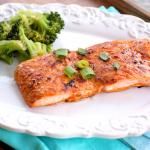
15;51;102;107
15;39;150;107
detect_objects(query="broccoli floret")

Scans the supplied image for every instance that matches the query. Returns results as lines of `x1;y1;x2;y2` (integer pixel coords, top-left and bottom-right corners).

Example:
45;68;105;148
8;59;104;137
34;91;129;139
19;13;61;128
0;10;63;64
0;21;12;40
7;21;20;40
43;12;65;44
25;11;64;44
19;25;51;58
0;40;26;64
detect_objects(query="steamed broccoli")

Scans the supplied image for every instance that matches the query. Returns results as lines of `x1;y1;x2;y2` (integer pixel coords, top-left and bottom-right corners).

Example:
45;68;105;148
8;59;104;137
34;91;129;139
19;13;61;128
0;10;64;64
29;11;64;44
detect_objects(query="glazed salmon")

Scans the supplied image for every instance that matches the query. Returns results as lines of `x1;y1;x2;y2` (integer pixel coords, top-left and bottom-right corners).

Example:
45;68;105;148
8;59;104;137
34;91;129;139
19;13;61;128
15;51;102;107
15;39;150;107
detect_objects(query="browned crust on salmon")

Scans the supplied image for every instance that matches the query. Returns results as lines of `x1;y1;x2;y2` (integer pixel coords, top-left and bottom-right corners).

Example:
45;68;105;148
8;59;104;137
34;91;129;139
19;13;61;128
15;52;102;107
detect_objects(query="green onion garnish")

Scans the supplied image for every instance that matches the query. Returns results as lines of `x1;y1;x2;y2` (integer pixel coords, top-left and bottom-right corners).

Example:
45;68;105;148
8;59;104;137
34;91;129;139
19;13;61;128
112;62;120;70
80;67;95;80
64;66;77;78
75;60;89;69
99;52;110;61
55;48;68;58
77;48;87;56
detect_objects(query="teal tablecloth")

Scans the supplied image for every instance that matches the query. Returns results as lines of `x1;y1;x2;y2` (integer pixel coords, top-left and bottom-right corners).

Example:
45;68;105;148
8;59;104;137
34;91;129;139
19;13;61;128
0;6;150;150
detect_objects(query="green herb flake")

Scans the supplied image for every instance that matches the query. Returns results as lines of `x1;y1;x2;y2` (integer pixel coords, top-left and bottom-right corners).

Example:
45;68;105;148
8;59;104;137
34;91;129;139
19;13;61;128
99;52;110;62
77;48;87;56
55;48;68;58
64;66;77;78
75;60;89;69
112;62;120;70
80;67;95;80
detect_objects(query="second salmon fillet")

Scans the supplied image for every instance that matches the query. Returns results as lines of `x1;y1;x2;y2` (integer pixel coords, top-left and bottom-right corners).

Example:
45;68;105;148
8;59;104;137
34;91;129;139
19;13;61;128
15;39;150;107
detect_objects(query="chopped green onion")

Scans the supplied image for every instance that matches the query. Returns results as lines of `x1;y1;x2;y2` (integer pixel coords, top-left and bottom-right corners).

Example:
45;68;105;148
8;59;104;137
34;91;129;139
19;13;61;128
75;60;89;69
77;48;87;56
64;66;77;78
80;67;95;80
99;52;110;61
112;62;120;70
55;48;68;58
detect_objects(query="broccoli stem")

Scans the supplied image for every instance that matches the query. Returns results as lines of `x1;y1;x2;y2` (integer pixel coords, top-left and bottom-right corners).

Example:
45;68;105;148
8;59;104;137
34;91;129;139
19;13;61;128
19;26;36;57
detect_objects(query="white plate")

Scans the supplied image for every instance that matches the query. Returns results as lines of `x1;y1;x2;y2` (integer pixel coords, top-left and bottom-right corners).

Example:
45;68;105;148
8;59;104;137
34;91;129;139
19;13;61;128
0;3;150;139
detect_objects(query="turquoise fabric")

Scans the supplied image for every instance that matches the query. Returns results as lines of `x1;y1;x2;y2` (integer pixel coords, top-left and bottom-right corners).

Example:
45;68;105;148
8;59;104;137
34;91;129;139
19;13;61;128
0;6;150;150
99;6;120;13
0;128;130;150
0;128;150;150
